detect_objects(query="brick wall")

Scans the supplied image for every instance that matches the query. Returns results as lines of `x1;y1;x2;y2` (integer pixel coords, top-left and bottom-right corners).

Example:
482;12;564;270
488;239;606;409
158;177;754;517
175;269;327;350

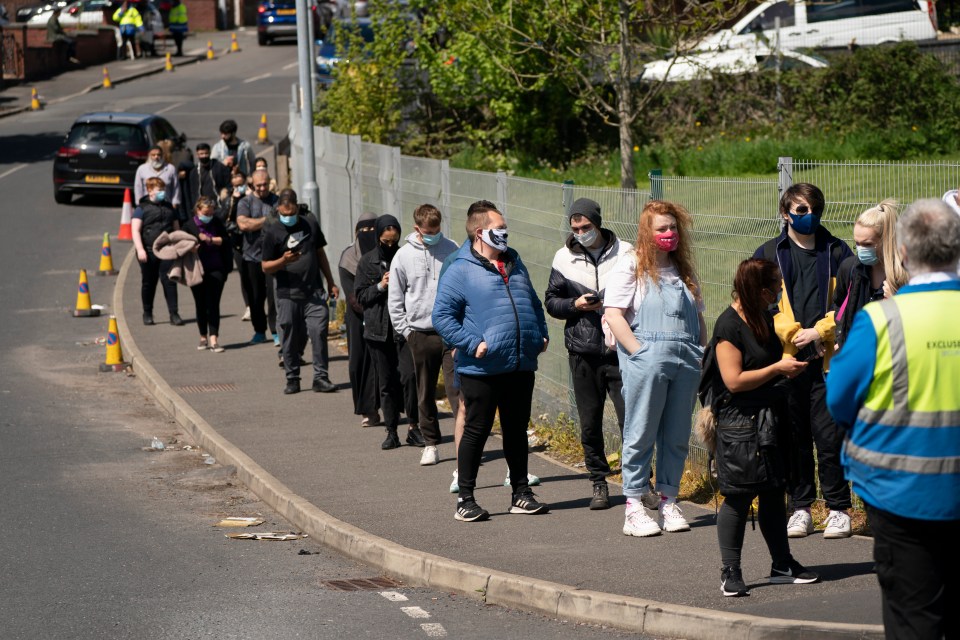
6;25;118;81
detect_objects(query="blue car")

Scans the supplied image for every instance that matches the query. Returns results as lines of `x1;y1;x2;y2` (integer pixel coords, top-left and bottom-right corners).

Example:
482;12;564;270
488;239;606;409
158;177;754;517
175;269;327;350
314;18;376;86
257;0;301;46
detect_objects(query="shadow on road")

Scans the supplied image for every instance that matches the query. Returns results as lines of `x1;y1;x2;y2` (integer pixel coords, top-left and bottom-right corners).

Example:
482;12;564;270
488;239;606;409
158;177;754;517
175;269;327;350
0;132;65;165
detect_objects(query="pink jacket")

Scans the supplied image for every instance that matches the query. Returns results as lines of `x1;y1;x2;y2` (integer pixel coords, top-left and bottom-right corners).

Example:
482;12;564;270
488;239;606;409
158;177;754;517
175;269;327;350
153;230;203;287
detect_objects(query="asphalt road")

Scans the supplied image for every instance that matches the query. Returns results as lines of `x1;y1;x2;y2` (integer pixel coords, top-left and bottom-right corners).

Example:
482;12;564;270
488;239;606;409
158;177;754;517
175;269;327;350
0;37;641;640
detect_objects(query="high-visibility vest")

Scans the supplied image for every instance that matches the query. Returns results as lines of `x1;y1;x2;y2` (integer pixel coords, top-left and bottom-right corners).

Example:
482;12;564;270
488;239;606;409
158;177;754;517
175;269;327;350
168;4;188;33
843;290;960;520
113;6;143;34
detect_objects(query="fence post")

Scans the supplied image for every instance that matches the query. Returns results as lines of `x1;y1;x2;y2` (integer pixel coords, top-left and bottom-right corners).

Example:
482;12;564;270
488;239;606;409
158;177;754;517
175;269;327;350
496;170;508;215
379;145;401;218
347;135;363;230
440;159;451;238
316;126;330;237
778;156;793;197
562;180;575;218
649;169;663;200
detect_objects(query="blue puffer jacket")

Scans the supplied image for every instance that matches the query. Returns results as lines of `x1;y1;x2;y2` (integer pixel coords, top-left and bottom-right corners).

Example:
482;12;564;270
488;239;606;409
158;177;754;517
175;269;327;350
433;243;550;376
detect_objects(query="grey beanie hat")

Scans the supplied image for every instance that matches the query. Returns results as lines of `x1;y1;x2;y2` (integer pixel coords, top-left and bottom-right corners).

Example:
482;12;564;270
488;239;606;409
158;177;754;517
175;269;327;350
569;198;602;229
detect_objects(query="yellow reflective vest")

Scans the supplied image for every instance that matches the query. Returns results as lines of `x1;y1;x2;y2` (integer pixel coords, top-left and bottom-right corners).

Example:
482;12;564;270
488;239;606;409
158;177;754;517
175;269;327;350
169;4;188;33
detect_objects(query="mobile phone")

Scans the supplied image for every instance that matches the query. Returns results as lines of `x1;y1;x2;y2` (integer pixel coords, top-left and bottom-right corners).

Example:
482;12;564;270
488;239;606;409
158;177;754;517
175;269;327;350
795;343;820;362
584;294;600;304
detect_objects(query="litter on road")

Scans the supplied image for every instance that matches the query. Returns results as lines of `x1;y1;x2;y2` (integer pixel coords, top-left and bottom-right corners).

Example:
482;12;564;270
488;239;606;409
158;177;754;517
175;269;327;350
226;532;308;541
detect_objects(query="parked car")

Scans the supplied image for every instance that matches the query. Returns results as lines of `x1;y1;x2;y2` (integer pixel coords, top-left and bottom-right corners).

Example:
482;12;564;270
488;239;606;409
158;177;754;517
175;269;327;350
53;112;192;204
16;0;69;23
27;0;108;27
643;44;828;82
697;0;938;52
314;17;375;85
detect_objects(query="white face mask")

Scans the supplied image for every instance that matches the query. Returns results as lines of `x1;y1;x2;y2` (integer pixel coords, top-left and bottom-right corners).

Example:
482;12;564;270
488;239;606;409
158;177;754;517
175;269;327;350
574;228;598;247
479;228;508;252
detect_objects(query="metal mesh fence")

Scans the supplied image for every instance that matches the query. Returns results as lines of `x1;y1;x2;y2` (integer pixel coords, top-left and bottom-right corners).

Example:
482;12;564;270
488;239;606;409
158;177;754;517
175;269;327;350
291;117;960;474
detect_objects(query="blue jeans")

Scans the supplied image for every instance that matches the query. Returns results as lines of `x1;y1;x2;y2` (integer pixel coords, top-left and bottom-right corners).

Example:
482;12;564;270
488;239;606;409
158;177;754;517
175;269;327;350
618;330;702;499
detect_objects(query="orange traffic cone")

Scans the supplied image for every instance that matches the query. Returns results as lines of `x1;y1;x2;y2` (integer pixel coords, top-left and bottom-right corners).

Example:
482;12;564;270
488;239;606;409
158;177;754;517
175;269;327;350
102;66;112;89
165;52;174;72
73;269;101;317
230;32;240;53
98;232;118;275
257;113;269;145
30;87;42;111
117;188;133;241
99;316;128;372
207;40;215;60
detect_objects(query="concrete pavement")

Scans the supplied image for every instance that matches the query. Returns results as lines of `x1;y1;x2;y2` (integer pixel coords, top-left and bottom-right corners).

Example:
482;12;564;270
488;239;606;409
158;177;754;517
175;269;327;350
113;240;886;639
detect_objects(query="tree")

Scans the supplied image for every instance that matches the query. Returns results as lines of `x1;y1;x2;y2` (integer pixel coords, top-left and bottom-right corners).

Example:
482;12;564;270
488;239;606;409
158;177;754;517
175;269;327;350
426;0;750;188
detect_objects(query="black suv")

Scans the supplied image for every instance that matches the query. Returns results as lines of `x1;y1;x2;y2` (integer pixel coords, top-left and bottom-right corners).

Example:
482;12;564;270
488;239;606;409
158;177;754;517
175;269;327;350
53;112;192;204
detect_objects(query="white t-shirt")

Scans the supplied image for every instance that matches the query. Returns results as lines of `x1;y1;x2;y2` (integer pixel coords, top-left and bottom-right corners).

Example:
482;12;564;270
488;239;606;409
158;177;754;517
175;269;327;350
603;254;705;326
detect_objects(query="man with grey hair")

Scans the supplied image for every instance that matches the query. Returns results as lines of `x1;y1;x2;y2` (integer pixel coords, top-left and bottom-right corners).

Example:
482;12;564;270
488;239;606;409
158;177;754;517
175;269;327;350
827;198;960;639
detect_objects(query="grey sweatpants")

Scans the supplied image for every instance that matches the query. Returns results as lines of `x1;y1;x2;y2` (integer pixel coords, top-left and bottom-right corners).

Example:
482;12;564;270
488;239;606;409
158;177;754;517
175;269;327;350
276;292;329;382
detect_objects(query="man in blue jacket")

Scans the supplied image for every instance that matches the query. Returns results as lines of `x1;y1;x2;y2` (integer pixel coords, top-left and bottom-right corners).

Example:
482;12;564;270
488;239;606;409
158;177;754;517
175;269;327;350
433;200;551;522
827;198;960;639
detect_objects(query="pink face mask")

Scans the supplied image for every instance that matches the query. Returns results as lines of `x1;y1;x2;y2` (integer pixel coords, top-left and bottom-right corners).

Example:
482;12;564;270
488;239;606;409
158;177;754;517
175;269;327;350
654;231;679;252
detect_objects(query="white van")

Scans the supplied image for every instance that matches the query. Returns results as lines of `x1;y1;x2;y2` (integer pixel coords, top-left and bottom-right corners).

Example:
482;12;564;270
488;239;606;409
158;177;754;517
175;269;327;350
698;0;938;51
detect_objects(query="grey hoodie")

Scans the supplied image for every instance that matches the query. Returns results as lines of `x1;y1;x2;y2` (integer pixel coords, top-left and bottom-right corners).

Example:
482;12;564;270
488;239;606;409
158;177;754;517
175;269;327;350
388;231;459;337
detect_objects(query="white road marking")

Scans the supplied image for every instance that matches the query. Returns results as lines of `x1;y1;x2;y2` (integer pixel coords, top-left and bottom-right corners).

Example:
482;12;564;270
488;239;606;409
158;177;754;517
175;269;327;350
379;591;408;602
244;72;272;83
0;163;28;180
156;86;230;115
282;61;299;70
420;623;447;637
156;102;186;114
400;606;431;619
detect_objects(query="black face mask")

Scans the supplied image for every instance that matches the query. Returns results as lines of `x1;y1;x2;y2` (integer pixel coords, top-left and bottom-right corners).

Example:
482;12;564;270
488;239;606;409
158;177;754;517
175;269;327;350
380;242;399;262
357;229;377;255
198;157;211;166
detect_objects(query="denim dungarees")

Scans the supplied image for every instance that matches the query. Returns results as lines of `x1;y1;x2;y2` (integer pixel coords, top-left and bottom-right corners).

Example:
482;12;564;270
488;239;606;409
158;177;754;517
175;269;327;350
617;274;703;499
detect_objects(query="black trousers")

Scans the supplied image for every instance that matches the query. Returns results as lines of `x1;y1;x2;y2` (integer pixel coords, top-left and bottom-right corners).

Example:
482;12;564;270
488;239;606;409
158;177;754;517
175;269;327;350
457;371;535;499
787;366;852;510
867;505;960;640
398;336;419;428
569;352;625;484
367;335;404;432
242;259;276;335
345;309;378;416
189;272;226;337
233;248;250;307
406;331;458;446
717;489;792;569
138;251;178;316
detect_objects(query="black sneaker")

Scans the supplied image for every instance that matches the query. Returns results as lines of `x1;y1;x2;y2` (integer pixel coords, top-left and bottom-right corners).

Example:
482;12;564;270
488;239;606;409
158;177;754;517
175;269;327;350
455;497;489;522
510;489;549;515
170;312;184;326
312;377;337;393
142;313;154;326
720;566;749;597
381;431;401;450
405;427;426;447
283;380;300;395
589;483;610;510
769;559;820;584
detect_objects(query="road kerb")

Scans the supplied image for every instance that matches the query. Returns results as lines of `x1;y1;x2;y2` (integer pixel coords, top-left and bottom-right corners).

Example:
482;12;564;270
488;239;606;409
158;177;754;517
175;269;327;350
112;248;884;640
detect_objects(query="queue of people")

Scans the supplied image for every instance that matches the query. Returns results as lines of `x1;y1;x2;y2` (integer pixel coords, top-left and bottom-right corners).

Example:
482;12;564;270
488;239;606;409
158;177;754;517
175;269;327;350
130;167;960;633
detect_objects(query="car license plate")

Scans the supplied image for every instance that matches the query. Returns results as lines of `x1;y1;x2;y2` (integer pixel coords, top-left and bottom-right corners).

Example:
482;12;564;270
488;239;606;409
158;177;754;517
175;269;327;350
85;175;120;184
277;9;295;14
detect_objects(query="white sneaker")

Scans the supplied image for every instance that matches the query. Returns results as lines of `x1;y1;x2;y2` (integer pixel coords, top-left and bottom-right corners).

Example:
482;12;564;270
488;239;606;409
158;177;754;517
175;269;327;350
822;510;852;539
787;510;814;538
449;470;459;493
420;446;439;466
623;507;662;537
503;472;541;487
241;306;251;321
659;502;691;532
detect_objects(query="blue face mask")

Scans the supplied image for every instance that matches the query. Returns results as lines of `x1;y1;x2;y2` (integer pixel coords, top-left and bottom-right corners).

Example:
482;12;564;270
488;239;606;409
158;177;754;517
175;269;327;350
279;214;298;227
198;214;213;224
857;246;879;265
787;208;820;235
154;191;166;203
421;231;443;246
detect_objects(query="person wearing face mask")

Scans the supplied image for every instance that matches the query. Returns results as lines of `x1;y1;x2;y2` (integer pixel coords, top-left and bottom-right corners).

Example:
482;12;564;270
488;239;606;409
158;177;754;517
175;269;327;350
134;145;180;213
132;177;182;326
237;169;279;344
261;189;339;395
181;143;231;219
544;198;633;510
834;200;909;349
433;201;551;522
339;213;381;427
211;119;256;178
604;200;707;537
387;204;461;466
355;215;424;449
182;197;232;352
219;170;252;320
752;182;855;540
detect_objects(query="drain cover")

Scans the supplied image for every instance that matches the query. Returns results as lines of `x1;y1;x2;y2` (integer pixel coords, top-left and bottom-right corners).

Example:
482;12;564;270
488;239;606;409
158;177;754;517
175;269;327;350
321;577;403;591
176;383;237;393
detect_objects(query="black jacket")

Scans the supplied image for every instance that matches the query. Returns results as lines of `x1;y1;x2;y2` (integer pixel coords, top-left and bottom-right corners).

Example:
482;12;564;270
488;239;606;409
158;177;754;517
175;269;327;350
544;229;629;356
833;255;880;348
354;245;394;342
180;159;232;217
138;196;179;254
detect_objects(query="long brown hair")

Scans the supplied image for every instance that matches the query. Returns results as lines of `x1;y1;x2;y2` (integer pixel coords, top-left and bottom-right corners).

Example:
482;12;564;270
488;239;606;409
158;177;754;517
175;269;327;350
634;200;701;304
733;258;780;341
